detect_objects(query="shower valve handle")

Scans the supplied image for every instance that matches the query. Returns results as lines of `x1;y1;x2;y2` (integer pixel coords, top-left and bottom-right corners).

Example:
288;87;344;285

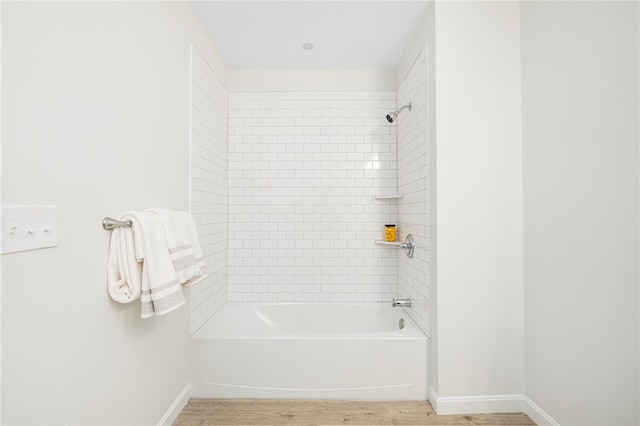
397;234;414;258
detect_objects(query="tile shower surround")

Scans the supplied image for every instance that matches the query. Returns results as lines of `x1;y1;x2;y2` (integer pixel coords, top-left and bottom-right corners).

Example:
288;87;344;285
189;55;430;334
397;48;431;335
227;91;400;302
190;46;228;333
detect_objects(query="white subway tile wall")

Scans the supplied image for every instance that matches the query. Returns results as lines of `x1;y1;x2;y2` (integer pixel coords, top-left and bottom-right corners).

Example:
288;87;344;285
397;48;431;335
227;91;398;302
189;46;228;333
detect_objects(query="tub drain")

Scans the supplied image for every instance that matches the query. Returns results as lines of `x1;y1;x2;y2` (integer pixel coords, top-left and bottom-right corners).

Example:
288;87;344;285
399;318;405;330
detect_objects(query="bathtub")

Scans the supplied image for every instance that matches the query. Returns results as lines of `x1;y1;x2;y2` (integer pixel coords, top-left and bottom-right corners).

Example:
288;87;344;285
190;302;428;400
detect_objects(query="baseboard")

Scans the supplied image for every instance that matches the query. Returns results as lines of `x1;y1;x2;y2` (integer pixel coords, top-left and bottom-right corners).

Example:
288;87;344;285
428;386;441;412
428;387;560;425
428;386;524;415
523;396;560;426
158;383;192;426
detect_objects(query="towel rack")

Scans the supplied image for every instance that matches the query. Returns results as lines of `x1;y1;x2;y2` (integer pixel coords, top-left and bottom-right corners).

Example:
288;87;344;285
102;217;132;231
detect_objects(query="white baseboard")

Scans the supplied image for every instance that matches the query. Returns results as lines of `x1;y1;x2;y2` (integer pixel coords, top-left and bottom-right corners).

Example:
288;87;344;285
428;386;441;412
158;383;192;426
523;396;560;426
429;386;523;415
428;387;559;425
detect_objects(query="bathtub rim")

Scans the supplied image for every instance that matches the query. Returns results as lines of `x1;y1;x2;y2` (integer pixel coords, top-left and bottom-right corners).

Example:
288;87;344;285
191;301;428;340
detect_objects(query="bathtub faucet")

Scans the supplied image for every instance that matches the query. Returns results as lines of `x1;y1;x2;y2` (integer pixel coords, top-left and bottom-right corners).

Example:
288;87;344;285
392;298;412;308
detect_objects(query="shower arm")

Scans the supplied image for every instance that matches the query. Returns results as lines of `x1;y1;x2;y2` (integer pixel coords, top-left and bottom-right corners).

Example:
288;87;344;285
396;103;412;114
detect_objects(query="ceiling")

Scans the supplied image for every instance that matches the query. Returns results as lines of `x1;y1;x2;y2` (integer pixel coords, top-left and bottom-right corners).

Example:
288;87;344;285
188;1;430;70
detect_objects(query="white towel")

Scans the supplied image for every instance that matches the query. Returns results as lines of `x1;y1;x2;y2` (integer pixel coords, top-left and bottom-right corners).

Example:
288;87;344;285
147;208;206;288
120;211;185;318
107;225;142;303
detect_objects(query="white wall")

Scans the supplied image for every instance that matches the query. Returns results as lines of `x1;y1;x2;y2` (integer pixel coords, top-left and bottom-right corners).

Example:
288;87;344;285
226;90;398;302
521;2;639;424
397;7;430;90
397;45;431;336
190;46;228;334
1;2;225;423
1;2;4;419
433;0;525;403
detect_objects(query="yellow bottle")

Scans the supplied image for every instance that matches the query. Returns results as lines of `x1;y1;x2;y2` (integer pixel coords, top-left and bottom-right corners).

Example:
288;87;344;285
385;224;396;242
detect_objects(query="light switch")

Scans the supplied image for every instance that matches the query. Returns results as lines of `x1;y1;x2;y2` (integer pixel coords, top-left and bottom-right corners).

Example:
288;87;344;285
1;206;58;254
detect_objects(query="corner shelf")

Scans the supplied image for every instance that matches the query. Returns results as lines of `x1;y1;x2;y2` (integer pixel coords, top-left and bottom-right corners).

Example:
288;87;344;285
375;240;401;247
374;195;404;200
375;195;402;248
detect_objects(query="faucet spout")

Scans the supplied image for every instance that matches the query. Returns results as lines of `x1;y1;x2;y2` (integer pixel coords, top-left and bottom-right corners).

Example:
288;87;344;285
392;298;412;308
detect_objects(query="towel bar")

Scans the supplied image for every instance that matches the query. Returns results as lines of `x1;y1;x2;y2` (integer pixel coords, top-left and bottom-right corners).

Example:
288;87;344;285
102;217;132;230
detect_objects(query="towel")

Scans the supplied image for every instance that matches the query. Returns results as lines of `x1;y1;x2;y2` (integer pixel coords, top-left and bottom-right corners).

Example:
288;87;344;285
120;211;185;318
107;225;142;303
146;208;206;288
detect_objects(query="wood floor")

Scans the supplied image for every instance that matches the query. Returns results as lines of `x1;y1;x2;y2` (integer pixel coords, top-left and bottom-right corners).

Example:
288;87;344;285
174;399;536;425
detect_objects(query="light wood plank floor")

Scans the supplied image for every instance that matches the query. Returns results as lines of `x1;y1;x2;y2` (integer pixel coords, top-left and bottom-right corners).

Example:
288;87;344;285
174;399;536;425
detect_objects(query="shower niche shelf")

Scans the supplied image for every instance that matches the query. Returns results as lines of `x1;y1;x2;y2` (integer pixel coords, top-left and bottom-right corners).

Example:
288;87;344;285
374;195;404;200
376;235;415;258
375;195;403;249
375;240;402;247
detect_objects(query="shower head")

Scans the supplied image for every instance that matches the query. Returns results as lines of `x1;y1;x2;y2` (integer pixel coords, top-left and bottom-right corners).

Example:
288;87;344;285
385;103;412;124
386;112;397;123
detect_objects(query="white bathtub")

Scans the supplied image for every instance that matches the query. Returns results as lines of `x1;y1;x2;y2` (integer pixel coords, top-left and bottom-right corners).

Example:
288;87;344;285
190;302;428;400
